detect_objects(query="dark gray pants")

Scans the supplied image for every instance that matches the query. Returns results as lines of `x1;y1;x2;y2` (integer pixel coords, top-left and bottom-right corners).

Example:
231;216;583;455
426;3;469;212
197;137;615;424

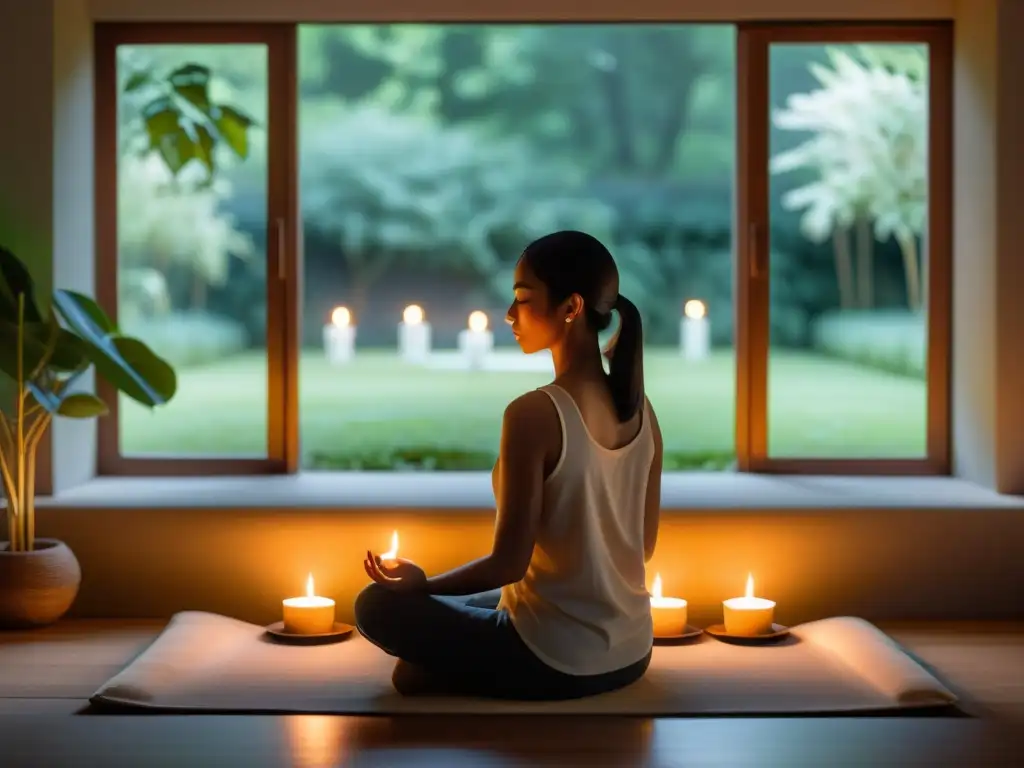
354;584;651;701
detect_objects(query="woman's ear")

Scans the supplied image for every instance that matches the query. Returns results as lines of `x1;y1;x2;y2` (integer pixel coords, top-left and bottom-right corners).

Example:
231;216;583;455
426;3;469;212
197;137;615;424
568;293;585;322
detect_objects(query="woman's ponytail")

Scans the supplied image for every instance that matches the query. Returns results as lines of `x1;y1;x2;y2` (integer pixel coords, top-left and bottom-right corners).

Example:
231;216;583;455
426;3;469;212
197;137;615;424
605;293;644;423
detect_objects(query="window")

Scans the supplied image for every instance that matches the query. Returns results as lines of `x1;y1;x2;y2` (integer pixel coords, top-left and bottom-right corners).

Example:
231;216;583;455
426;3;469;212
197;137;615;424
93;20;951;477
94;24;297;475
737;23;951;474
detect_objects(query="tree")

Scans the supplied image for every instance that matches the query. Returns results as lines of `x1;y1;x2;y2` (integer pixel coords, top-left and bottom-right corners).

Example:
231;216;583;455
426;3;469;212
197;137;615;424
293;24;737;338
118;155;255;315
298;103;612;315
116;50;260;317
309;24;735;181
770;45;928;311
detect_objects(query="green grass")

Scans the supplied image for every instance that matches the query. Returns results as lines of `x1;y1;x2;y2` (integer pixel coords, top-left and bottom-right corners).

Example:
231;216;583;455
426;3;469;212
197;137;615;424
118;348;927;468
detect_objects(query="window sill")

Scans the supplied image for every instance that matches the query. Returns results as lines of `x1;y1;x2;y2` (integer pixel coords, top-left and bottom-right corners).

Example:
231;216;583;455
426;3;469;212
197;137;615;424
31;472;1024;511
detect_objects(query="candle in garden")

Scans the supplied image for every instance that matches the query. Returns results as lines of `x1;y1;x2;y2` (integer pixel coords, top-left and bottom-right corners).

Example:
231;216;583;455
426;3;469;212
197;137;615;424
680;299;710;361
398;304;431;364
722;573;776;636
649;573;688;637
458;310;493;369
323;306;355;365
380;530;400;567
282;574;336;635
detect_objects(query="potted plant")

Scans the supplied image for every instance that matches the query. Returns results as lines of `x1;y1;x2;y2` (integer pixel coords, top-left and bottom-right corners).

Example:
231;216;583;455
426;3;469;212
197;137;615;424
0;246;176;628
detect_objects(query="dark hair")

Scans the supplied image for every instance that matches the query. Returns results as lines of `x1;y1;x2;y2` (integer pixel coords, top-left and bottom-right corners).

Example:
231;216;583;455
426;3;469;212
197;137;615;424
519;230;644;422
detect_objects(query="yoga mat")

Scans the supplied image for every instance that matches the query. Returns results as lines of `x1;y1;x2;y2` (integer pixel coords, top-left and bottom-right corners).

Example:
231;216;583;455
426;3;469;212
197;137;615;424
91;612;957;715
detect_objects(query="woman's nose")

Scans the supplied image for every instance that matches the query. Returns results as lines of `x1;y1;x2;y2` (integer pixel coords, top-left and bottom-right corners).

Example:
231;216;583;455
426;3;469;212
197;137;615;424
505;306;515;325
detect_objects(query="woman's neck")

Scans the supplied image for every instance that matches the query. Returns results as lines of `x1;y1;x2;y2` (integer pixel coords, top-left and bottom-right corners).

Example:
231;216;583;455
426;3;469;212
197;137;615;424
551;335;605;381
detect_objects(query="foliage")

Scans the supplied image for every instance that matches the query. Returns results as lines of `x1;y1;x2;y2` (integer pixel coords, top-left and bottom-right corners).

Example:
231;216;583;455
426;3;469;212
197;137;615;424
298;102;614;310
288;24;738;340
770;45;928;310
128;310;248;368
307;445;736;471
0;247;177;552
116;51;260;324
118;154;255;318
811;310;925;378
300;24;735;178
118;56;258;182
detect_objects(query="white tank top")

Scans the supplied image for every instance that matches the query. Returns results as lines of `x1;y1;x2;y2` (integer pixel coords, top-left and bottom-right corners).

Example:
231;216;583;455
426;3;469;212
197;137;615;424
498;384;655;676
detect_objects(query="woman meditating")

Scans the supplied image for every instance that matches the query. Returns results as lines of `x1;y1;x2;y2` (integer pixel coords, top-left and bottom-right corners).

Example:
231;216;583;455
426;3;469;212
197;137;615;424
355;230;663;700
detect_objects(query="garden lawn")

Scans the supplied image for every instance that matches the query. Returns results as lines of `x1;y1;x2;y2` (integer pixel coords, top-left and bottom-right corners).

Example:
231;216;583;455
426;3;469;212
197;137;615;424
118;349;927;467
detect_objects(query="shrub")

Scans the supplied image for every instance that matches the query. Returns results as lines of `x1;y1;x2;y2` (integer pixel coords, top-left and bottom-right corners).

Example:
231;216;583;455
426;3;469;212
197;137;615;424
125;310;248;368
810;310;925;377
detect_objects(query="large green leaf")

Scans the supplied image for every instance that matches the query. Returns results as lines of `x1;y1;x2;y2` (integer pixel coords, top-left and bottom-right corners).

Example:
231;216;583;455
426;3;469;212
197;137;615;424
193;123;217;174
142;95;180;145
53;289;116;333
142;96;196;175
57;392;109;419
52;291;171;407
48;329;91;372
123;68;156;93
0;320;53;381
111;337;177;404
82;336;175;408
213;105;254;160
168;63;212;112
0;247;43;323
158;125;199;176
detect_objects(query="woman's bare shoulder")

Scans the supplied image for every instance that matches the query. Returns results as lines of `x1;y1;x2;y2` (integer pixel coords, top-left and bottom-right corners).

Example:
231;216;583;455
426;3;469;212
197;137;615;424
504;388;559;429
501;389;561;471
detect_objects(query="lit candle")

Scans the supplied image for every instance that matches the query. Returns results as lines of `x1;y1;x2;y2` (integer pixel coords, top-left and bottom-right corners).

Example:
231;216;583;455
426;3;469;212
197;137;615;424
680;299;710;361
398;304;431;364
282;573;336;635
380;530;399;568
649;573;688;638
722;573;776;636
323;306;356;365
458;310;493;370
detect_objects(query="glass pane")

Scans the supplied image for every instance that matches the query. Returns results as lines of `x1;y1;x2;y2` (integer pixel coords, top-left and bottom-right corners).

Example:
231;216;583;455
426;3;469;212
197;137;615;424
297;24;737;472
767;43;929;458
115;44;269;457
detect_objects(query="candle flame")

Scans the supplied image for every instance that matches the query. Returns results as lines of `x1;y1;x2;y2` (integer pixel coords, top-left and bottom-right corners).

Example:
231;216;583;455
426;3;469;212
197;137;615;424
330;306;351;327
684;299;707;320
468;310;489;333
381;530;399;561
306;573;315;598
745;572;755;599
403;304;424;325
651;572;664;599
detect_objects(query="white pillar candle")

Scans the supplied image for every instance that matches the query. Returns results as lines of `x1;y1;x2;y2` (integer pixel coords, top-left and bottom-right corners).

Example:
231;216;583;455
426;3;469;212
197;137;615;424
722;573;776;636
680;299;710;361
458;310;493;370
282;574;336;635
398;304;431;364
323;306;355;365
649;573;688;637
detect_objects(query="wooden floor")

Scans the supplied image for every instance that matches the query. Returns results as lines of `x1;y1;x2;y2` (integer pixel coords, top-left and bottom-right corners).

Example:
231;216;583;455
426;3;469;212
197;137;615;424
1;620;1022;767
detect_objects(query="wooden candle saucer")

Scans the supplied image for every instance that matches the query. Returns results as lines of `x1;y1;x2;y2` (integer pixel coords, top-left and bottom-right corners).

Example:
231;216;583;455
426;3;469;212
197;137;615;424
265;621;355;645
654;625;704;644
705;623;791;644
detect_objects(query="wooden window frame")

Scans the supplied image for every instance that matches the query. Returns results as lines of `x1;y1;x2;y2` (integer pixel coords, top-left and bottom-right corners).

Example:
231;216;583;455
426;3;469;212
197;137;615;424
735;21;953;475
93;23;300;476
91;20;951;478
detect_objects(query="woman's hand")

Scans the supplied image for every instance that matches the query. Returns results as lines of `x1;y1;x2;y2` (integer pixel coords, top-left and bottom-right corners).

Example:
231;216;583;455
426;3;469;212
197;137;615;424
364;550;428;592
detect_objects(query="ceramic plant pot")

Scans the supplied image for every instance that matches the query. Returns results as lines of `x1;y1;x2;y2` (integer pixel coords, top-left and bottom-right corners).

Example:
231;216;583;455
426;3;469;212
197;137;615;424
0;538;82;629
